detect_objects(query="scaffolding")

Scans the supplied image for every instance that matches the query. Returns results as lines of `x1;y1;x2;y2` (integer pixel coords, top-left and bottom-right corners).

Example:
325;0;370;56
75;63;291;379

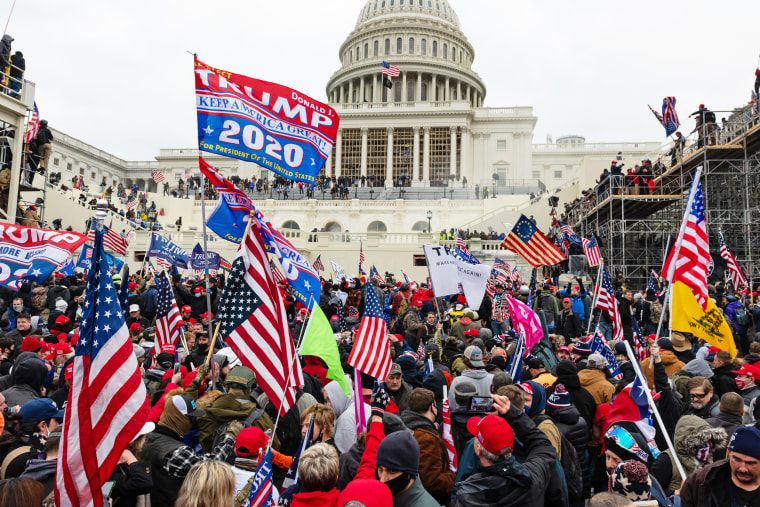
568;105;760;289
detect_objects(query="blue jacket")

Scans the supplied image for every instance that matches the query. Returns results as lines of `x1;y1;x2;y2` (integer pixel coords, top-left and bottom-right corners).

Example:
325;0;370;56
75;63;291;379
560;282;587;321
143;286;158;314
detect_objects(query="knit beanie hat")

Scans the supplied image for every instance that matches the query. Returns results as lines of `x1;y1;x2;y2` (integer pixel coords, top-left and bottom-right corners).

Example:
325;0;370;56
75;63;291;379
572;338;593;357
376;431;420;476
609;460;652;502
338;479;393;507
556;359;578;377
547;384;571;410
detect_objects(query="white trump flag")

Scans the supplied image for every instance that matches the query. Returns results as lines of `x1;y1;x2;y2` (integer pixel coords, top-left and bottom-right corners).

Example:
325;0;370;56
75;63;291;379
423;245;492;309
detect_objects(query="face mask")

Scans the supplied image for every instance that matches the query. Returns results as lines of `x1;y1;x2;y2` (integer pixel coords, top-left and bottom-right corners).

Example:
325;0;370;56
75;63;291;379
12;305;22;312
382;472;413;496
196;293;202;298
197;343;208;352
735;378;747;390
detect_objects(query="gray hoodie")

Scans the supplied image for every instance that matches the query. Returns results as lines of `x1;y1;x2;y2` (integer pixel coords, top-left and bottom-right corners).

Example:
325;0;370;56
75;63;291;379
448;369;493;408
681;359;714;379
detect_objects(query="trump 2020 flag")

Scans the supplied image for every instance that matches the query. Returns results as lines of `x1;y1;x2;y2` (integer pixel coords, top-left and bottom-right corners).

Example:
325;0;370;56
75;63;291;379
55;225;149;507
147;233;191;268
195;57;339;184
590;328;623;380
245;447;275;507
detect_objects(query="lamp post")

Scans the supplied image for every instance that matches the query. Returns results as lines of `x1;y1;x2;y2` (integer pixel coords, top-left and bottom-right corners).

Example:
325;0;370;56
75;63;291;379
426;210;432;234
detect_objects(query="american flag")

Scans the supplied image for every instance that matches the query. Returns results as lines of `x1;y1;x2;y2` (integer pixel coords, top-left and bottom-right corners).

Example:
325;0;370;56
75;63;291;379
582;234;602;267
336;296;348;333
559;221;582;246
382;61;400;77
485;279;495;298
402;272;410;285
648;104;665;131
511;267;522;283
312;255;324;272
526;268;537;307
359;243;365;266
151;170;166;184
347;274;393;380
455;231;468;252
507;332;525;384
662;180;709;309
631;317;648;362
647;270;657;293
502;215;565;268
155;257;171;271
217;220;303;416
125;197;138;210
87;225;130;255
370;265;385;284
244;447;274;507
596;266;624;342
493;257;510;271
662;96;680;137
24;102;40;143
55;226;149;507
154;271;184;355
492;267;509;285
270;259;286;285
442;396;458;472
719;231;747;289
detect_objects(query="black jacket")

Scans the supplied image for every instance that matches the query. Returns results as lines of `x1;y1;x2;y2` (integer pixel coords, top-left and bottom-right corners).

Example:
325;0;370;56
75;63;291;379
108;460;153;507
556;310;582;340
711;364;739;398
547;374;597;431
549;404;591;497
36;126;53;145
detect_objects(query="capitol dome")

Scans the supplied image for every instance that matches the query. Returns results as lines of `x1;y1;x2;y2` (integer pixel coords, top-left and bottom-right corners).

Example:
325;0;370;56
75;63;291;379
326;0;485;107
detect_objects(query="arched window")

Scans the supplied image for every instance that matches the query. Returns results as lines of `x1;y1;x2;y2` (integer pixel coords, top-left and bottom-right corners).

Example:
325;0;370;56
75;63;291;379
421;38;426;55
374;40;379;57
324;221;342;232
421;83;427;101
367;221;387;232
409;37;414;54
385;39;390;55
394;82;402;102
396;37;402;54
356;46;360;60
282;220;300;230
452;47;456;61
443;43;447;59
432;41;437;57
390;0;394;5
412;221;429;233
364;43;369;59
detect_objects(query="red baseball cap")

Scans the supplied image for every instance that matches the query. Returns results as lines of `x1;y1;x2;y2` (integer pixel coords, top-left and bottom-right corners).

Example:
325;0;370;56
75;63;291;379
466;414;514;455
129;282;138;290
44;343;74;361
200;312;213;319
464;329;479;337
181;305;192;313
235;427;269;458
55;315;70;326
64;363;74;381
732;364;760;380
194;286;204;293
129;323;143;332
557;345;571;353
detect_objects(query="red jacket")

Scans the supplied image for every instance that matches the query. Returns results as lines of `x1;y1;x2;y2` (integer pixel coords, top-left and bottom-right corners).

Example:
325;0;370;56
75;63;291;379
291;488;340;507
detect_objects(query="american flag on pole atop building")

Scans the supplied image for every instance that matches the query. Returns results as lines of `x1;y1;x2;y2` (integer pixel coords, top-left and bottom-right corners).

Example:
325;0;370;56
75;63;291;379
596;265;624;342
582;234;602;267
55;225;149;507
217;219;303;416
154;271;184;354
87;225;130;256
359;242;365;266
347;274;393;380
662;96;680;137
662;177;710;309
151;170;166;184
24;102;40;143
382;61;400;77
719;231;747;289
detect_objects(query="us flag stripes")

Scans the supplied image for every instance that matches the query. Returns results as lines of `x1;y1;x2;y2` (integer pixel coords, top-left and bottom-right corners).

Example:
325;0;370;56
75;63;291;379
382;61;400;76
662;179;710;309
359;243;365;265
442;396;458;472
312;255;325;272
151;170;166;184
24;102;40;143
270;259;286;285
582;234;602;267
87;225;130;255
55;226;149;507
596;266;624;342
662;96;680;137
217;219;303;416
347;275;393;380
719;231;747;289
125;197;138;210
154;271;184;354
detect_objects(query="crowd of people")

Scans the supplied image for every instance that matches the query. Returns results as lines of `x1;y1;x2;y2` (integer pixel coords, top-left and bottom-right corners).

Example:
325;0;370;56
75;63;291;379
1;261;760;506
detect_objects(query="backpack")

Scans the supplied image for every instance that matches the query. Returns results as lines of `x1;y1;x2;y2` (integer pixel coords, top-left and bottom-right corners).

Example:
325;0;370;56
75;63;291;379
396;293;412;317
648;300;663;324
535;415;583;503
705;110;716;123
735;306;750;327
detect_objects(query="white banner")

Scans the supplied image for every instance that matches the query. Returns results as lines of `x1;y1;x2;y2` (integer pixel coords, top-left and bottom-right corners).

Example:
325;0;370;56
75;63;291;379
330;260;346;281
423;245;492;309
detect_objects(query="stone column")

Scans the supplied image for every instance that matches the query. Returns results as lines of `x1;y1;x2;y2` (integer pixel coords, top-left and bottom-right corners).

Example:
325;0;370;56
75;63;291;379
416;72;422;102
449;126;457;179
412;127;420;183
422;126;430;184
431;74;437;101
360;127;368;178
335;129;342;178
445;77;450;101
325;150;332;177
373;75;378;103
339;84;344;104
473;132;482;184
460;126;470;184
386;127;394;186
359;78;365;103
401;72;407;103
481;133;490;184
456;80;461;101
348;80;354;103
466;85;471;104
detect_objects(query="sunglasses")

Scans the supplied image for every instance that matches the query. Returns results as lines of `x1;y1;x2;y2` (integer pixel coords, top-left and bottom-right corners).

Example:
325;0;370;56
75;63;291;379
689;392;708;399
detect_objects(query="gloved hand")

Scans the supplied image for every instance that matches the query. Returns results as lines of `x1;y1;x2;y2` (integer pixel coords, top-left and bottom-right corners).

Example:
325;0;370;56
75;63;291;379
196;362;210;380
371;382;390;419
226;421;244;439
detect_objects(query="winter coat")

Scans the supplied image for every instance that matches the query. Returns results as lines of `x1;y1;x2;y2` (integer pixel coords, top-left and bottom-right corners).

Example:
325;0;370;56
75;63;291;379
549;404;591;498
639;350;685;389
1;358;46;407
290;488;340;507
452;404;556;507
20;458;56;497
449;317;481;342
556;310;582;340
448;370;493;408
386;379;413;412
547;373;597;429
711;364;739;398
402;309;425;340
679;459;733;507
21;208;40;228
533;291;559;324
704;411;743;444
663;415;727;493
577;368;615;406
400;410;456;505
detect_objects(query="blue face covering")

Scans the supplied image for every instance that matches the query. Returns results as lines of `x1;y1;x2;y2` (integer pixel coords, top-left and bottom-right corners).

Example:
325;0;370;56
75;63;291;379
524;380;547;418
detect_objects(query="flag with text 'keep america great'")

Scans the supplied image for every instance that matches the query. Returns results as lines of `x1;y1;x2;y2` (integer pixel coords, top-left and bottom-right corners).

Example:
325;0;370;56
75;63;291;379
195;57;339;184
217;219;303;416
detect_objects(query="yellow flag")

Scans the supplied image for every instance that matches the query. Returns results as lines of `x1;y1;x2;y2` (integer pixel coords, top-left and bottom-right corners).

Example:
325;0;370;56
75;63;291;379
671;281;737;358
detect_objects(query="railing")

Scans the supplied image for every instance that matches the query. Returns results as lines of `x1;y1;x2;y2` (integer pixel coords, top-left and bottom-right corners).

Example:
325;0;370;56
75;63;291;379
0;61;27;103
532;141;662;152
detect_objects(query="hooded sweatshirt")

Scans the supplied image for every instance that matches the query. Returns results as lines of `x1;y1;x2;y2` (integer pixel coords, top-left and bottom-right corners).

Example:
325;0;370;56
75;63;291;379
326;379;370;454
448;369;493;408
1;357;47;407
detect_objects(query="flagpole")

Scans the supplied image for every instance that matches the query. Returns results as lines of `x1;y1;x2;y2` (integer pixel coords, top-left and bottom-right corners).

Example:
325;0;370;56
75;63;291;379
623;341;687;481
587;261;604;334
200;174;215;341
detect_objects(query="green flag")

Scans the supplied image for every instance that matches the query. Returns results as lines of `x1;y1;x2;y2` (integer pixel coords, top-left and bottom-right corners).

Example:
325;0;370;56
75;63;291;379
300;305;351;396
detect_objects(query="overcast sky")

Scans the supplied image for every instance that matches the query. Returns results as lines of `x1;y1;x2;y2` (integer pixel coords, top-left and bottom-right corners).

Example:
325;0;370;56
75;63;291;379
6;0;758;161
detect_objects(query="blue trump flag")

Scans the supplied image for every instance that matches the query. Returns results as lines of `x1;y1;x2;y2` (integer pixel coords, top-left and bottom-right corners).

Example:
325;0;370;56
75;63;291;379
190;243;221;270
76;244;124;273
206;196;249;244
147;233;191;268
590;329;623;380
59;259;75;276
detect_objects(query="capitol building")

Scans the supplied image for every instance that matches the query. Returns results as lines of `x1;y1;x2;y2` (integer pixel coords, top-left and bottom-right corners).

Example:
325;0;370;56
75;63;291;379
36;0;663;278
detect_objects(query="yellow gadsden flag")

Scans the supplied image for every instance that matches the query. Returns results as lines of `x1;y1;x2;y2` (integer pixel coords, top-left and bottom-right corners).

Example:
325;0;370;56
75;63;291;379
671;281;737;358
